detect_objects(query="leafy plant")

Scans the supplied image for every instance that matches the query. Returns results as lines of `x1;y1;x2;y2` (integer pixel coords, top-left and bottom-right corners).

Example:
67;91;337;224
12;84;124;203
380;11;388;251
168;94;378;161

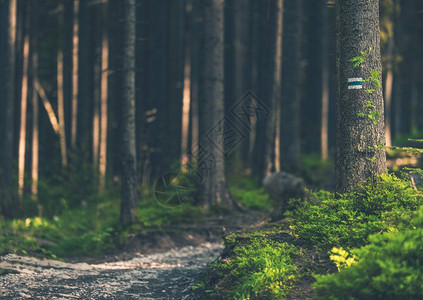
357;101;381;125
364;69;381;94
314;207;423;300
350;47;372;68
329;247;356;271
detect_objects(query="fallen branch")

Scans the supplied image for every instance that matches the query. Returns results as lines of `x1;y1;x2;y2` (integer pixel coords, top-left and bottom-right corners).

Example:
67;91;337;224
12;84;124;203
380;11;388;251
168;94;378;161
34;79;60;134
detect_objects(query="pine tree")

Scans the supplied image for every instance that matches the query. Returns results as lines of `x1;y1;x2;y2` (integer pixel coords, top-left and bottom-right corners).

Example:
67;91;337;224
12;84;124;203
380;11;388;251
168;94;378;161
336;0;387;193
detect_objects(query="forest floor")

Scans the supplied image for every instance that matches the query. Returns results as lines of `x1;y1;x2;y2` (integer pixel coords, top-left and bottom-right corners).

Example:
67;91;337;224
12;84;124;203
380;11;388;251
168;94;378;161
0;212;265;299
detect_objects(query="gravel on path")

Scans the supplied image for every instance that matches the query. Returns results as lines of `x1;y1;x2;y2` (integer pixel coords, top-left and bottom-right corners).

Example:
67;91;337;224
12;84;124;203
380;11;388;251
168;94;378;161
0;242;223;300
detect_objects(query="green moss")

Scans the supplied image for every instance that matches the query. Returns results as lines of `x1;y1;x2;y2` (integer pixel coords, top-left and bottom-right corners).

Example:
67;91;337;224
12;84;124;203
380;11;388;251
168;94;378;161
207;238;299;299
206;172;423;299
289;173;422;249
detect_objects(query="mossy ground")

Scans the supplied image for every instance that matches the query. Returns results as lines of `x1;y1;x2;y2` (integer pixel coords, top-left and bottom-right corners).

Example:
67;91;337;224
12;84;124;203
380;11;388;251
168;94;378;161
201;172;423;299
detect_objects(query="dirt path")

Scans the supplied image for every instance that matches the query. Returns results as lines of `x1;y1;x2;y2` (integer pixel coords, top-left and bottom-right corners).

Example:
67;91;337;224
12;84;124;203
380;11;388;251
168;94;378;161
0;242;223;299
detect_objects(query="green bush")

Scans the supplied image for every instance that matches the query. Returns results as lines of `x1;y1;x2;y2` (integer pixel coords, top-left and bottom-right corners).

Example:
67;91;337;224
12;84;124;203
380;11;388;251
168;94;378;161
208;238;299;299
289;173;422;249
314;207;423;300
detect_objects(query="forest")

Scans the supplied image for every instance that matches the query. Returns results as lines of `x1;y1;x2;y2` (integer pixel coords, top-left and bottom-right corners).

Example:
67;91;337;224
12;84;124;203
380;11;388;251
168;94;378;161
0;0;423;299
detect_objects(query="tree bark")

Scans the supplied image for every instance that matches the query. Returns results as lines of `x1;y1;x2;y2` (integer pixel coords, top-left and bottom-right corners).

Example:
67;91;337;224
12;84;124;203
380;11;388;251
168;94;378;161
1;0;17;217
201;0;231;209
280;0;303;174
18;4;30;199
120;0;138;226
57;2;68;167
181;0;192;163
321;0;330;161
70;0;79;149
93;35;100;172
188;0;203;162
264;0;283;177
336;0;387;193
166;0;185;169
149;0;167;177
31;2;39;201
99;0;109;192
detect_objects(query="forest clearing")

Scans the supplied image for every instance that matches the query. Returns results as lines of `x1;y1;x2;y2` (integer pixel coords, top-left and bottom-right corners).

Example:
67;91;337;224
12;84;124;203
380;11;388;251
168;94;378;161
1;0;423;299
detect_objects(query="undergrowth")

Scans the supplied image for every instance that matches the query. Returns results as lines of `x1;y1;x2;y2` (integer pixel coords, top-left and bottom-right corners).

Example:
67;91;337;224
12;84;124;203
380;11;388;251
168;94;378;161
314;207;423;299
0;196;204;258
204;171;423;299
288;173;422;249
0;170;263;258
205;238;299;299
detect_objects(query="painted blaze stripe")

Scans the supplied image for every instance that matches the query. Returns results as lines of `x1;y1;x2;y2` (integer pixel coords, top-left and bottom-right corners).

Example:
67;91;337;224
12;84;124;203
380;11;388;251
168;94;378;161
348;77;363;89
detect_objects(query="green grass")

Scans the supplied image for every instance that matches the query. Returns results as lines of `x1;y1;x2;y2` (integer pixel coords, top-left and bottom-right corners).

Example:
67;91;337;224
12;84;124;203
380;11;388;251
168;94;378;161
0;194;205;258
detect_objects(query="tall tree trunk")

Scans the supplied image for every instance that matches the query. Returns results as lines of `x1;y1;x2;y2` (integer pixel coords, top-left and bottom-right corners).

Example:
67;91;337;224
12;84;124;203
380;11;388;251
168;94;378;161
71;0;79;149
77;0;89;148
31;3;39;202
188;0;203;161
166;0;185;169
18;4;30;200
135;0;150;191
280;0;303;174
120;0;138;226
251;0;280;180
251;0;266;179
57;2;68;167
233;0;253;171
384;39;393;147
1;0;17;217
149;0;167;177
392;0;402;138
201;0;231;209
181;0;192;164
99;0;109;192
264;0;283;177
321;0;330;161
336;0;386;193
93;42;100;172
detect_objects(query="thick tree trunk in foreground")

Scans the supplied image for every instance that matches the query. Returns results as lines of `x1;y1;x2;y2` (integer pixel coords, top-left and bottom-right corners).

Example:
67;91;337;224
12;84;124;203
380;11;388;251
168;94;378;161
120;0;138;226
201;0;231;209
336;0;387;193
1;0;17;217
